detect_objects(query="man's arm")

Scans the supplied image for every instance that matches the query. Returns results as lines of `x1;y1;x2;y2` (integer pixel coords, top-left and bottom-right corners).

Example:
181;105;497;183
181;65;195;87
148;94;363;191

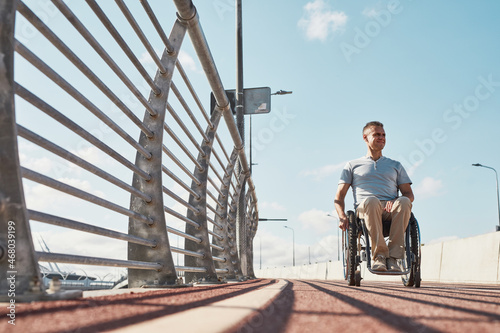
334;183;351;231
399;183;414;202
384;183;414;212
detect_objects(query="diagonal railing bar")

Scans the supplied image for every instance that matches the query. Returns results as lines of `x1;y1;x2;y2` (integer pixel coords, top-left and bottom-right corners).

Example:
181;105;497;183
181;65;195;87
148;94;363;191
166;103;206;156
171;247;204;259
21;167;153;225
163;186;200;214
15;83;151;181
114;0;167;74
207;189;224;209
209;181;225;201
140;0;175;53
15;40;152;157
51;0;157;118
17;125;151;202
37;252;161;271
162;165;200;199
163;122;203;171
211;149;230;178
209;162;225;187
170;81;210;143
164;206;200;228
167;226;201;244
208;228;223;242
175;61;213;128
162;145;202;185
85;0;161;95
16;1;156;142
28;210;156;248
207;203;224;221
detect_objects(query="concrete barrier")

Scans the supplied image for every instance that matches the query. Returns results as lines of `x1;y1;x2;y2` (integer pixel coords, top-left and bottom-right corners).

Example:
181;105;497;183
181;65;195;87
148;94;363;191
256;231;500;284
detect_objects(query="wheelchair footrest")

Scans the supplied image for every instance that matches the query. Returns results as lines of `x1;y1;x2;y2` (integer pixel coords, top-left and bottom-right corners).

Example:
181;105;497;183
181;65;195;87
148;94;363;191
366;267;411;276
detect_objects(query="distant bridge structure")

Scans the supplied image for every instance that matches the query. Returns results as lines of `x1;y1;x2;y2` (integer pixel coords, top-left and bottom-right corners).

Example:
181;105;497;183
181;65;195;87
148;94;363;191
0;0;258;301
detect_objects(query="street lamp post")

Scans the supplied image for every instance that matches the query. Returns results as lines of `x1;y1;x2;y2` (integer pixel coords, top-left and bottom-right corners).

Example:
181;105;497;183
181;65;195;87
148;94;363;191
284;226;295;266
472;163;500;232
327;214;340;261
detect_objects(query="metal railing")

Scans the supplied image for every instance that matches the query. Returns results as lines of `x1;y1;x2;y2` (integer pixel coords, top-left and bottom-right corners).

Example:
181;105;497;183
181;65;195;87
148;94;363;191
0;0;258;301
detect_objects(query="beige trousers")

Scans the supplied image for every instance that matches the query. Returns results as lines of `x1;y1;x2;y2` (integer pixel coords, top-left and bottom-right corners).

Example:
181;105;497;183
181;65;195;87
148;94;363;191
357;196;412;259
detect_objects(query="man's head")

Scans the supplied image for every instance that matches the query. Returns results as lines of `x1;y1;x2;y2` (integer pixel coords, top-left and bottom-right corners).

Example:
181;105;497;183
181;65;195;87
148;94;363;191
362;121;384;135
363;121;386;152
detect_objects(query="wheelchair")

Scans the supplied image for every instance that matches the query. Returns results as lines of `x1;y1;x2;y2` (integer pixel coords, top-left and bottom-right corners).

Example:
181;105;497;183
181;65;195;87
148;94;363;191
342;210;421;287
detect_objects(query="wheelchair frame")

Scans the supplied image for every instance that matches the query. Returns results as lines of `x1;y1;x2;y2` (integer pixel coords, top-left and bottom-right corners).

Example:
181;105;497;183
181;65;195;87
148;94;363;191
342;210;421;287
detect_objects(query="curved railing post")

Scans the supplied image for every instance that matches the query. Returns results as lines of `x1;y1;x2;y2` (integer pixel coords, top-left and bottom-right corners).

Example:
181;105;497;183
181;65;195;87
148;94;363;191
184;106;225;283
0;0;47;301
227;171;247;279
212;150;238;279
128;20;186;288
246;197;258;279
173;0;259;278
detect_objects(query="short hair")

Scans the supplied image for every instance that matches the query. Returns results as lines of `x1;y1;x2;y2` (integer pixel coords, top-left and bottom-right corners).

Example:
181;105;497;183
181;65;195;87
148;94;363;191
363;121;384;134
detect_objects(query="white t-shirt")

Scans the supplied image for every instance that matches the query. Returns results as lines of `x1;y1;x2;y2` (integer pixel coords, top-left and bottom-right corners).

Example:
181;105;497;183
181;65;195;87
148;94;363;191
339;156;412;207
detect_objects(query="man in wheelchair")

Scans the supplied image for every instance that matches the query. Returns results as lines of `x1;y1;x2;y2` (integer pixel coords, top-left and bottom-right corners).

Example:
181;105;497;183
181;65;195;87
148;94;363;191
334;121;414;272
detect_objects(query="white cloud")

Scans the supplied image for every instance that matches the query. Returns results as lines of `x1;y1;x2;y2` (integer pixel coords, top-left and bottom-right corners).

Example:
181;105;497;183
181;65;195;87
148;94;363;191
300;161;346;181
362;7;379;18
138;49;197;72
139;50;156;65
298;0;348;42
19;154;54;174
414;177;445;200
259;201;286;212
178;50;197;71
298;208;338;234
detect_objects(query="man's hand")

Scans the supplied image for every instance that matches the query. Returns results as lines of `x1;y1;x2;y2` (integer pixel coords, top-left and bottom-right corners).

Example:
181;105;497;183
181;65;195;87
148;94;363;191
339;217;348;231
384;200;395;212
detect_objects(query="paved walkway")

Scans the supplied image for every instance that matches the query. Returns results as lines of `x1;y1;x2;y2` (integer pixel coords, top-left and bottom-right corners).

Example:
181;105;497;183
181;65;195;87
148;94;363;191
237;280;500;333
1;279;499;332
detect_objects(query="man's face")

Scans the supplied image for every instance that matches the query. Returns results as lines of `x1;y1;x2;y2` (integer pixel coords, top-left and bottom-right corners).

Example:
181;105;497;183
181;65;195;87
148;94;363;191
363;126;386;151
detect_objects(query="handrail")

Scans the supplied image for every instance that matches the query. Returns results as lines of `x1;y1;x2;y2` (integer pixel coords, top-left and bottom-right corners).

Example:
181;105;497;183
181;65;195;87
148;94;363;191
0;0;259;302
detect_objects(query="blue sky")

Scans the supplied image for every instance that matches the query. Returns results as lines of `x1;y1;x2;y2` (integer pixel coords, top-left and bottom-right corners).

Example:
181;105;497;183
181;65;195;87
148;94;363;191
15;0;500;275
206;0;500;268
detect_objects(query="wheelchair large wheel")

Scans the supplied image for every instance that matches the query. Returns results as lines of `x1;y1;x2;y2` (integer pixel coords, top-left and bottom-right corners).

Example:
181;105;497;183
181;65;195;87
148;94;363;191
402;214;421;288
344;211;358;286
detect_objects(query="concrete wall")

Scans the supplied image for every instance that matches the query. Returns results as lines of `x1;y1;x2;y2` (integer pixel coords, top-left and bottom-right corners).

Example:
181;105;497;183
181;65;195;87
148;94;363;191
255;231;500;284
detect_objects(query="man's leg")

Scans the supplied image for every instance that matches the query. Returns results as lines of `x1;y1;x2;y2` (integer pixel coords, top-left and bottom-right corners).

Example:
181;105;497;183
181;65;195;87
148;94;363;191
357;196;389;259
388;197;412;259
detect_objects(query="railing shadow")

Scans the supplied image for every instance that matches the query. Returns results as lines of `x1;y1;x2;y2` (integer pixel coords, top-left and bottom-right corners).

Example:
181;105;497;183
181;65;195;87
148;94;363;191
301;280;441;333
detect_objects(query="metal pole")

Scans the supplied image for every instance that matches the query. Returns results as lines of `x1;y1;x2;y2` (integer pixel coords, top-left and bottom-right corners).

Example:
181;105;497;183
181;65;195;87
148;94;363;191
235;0;247;276
249;114;252;174
284;226;295;266
473;164;500;232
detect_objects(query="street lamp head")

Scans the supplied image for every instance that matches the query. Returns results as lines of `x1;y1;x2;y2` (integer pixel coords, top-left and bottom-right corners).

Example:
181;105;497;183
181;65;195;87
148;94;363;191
271;90;293;95
472;163;483;167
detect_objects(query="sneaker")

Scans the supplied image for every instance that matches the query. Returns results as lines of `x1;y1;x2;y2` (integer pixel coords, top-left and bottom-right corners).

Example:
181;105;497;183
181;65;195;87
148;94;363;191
387;257;402;272
372;255;387;272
